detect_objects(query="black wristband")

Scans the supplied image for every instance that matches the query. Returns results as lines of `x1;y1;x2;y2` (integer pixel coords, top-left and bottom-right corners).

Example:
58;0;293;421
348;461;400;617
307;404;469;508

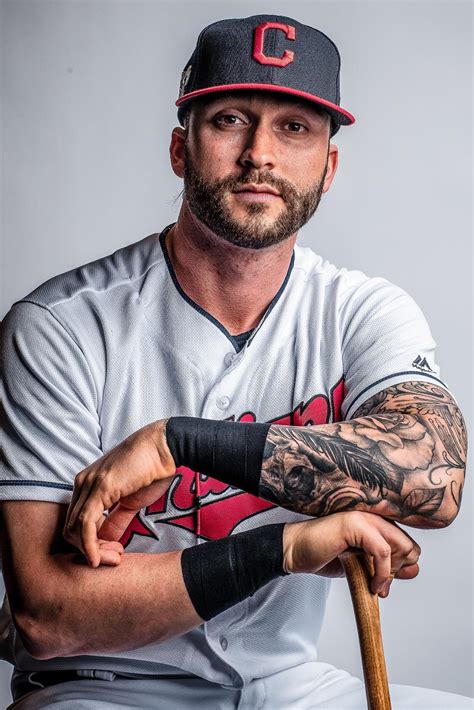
165;417;270;496
181;523;288;621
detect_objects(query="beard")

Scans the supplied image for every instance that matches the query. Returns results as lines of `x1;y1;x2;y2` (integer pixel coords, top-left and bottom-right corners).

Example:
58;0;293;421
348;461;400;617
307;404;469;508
183;144;328;250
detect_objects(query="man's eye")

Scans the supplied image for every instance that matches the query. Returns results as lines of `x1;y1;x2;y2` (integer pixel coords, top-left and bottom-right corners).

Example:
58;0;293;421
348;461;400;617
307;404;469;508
285;122;307;133
215;114;244;126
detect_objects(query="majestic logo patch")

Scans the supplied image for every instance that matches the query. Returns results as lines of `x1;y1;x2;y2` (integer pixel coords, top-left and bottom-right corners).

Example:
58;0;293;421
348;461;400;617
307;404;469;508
412;355;435;373
121;377;345;547
253;22;296;67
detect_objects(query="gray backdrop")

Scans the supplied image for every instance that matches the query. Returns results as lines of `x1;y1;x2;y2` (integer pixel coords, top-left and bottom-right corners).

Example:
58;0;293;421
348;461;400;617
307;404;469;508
1;0;472;706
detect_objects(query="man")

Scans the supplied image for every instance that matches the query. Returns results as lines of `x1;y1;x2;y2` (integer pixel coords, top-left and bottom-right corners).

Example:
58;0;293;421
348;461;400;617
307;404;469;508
0;14;469;709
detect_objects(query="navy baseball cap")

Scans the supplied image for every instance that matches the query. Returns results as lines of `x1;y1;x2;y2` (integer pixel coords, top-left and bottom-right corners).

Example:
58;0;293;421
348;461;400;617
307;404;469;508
176;15;355;135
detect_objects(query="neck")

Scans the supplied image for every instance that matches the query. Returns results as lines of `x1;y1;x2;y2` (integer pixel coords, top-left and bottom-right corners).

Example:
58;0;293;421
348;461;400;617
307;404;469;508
165;200;296;335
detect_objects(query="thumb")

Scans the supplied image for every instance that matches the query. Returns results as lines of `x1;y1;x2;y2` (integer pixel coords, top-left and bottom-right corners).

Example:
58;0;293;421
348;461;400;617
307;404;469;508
99;504;138;542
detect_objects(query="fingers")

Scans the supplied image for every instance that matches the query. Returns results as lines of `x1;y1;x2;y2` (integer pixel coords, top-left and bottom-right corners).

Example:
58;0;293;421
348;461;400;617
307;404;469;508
82;518;102;568
64;467;90;533
99;540;124;554
65;460;128;565
64;466;102;561
361;535;393;595
382;525;420;595
99;505;138;542
394;562;420;581
342;512;421;597
64;471;116;567
63;423;175;566
97;539;125;566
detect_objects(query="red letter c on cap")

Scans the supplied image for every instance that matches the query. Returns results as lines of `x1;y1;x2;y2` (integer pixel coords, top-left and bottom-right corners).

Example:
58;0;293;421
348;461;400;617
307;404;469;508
253;22;296;67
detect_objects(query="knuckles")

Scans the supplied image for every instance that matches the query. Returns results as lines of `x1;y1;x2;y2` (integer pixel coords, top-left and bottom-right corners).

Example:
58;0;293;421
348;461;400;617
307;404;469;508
400;540;414;556
378;543;391;559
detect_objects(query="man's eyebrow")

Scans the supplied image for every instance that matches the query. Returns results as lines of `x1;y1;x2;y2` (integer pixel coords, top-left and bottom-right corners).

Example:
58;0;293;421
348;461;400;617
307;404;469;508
202;94;328;116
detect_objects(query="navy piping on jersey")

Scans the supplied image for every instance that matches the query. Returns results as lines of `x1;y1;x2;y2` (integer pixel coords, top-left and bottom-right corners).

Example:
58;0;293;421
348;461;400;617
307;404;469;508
159;224;295;351
346;370;449;418
0;480;73;490
233;329;254;352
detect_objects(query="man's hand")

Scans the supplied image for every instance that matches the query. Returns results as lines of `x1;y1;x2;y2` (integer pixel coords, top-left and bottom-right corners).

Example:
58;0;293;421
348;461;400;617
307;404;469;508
64;420;175;567
64;416;420;595
283;511;421;597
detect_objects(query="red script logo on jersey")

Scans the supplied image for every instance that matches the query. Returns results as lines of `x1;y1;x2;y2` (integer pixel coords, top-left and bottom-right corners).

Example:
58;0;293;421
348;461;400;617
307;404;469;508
121;377;345;546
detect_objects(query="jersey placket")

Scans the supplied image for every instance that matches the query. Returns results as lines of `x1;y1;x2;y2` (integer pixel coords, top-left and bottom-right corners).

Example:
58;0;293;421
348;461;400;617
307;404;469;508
199;337;269;682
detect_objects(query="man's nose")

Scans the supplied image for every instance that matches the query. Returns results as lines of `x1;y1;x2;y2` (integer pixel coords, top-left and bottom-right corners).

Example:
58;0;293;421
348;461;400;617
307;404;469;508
238;122;276;171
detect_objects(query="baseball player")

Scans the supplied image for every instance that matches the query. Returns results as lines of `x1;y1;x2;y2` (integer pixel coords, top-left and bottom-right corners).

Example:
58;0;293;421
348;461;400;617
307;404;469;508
0;14;470;709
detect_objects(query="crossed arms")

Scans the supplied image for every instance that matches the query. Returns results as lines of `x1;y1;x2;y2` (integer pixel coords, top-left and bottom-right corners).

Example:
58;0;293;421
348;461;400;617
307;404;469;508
0;380;467;660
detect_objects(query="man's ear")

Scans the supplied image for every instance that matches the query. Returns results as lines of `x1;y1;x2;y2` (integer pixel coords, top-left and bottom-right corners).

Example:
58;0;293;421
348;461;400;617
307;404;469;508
170;127;186;178
322;143;339;193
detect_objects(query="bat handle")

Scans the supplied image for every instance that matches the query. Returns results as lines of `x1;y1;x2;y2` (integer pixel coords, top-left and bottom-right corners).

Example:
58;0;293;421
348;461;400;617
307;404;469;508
339;550;392;710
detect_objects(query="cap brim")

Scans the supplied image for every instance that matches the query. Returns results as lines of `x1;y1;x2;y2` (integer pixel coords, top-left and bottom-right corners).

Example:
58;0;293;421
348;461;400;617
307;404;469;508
176;83;355;126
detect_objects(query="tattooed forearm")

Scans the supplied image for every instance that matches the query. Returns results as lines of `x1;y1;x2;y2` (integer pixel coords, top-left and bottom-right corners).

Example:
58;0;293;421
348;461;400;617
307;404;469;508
259;382;466;528
352;381;466;519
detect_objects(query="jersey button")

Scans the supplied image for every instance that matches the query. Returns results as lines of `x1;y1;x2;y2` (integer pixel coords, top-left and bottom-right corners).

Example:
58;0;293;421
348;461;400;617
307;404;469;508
219;636;228;651
216;395;230;410
224;352;235;367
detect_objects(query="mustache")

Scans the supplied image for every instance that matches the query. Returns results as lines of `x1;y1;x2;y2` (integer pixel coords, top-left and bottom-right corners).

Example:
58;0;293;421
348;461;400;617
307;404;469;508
214;171;300;203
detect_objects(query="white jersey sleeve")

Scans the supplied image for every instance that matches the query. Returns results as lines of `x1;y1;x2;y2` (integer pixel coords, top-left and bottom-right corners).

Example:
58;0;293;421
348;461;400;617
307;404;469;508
339;274;450;420
1;301;102;503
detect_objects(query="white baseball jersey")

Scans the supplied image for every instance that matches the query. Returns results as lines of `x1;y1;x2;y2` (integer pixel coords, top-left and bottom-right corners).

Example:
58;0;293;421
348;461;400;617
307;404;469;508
0;224;451;686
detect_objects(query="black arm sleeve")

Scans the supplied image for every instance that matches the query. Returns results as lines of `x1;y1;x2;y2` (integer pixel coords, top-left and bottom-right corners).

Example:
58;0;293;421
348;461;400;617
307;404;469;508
181;523;288;621
165;417;270;496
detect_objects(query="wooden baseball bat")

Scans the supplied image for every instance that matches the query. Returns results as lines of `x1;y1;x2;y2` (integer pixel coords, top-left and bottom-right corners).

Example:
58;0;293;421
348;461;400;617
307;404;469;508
339;551;392;710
